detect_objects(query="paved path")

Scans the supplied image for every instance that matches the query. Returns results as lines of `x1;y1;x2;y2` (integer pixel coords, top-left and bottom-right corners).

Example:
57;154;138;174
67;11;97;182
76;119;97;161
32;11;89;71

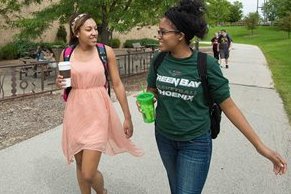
0;44;290;194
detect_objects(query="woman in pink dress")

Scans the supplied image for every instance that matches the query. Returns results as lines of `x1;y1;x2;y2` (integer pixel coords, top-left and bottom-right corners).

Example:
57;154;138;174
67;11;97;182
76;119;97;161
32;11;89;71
56;13;143;194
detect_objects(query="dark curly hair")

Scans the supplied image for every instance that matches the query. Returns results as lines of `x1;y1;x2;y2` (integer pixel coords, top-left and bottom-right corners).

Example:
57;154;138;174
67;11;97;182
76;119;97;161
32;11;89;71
165;0;208;44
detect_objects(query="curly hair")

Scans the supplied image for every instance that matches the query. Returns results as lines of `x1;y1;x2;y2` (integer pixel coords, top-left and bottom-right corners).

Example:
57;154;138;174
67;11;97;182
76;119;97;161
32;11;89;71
165;0;208;44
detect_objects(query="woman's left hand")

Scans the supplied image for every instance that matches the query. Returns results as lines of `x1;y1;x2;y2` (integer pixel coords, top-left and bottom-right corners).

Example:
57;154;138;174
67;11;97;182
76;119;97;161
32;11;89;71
123;118;133;138
257;144;287;175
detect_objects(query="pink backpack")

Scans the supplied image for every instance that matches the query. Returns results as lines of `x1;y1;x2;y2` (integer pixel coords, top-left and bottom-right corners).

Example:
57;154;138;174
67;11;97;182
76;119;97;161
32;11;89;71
62;43;110;101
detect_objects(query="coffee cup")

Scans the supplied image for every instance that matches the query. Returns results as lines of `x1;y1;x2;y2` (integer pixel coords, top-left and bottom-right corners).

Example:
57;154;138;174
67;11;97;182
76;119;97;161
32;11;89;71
58;61;71;88
137;92;155;123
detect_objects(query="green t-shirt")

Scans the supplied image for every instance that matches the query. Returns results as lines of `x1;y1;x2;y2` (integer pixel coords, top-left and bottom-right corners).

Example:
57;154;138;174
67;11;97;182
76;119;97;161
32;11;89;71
147;52;230;141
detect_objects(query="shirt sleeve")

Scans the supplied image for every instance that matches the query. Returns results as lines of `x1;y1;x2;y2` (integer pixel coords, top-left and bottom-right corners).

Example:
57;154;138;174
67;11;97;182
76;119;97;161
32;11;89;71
206;55;230;104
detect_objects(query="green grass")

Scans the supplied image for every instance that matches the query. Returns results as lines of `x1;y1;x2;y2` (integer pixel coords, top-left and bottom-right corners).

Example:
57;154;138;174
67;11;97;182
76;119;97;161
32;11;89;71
205;26;291;123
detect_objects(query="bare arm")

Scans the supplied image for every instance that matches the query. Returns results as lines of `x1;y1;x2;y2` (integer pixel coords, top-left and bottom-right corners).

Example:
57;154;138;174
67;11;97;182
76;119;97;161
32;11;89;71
56;50;65;88
220;97;287;175
147;87;158;99
106;45;133;138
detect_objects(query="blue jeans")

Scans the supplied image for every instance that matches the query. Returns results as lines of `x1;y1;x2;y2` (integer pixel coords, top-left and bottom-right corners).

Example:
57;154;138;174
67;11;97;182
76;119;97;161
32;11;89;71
155;131;212;194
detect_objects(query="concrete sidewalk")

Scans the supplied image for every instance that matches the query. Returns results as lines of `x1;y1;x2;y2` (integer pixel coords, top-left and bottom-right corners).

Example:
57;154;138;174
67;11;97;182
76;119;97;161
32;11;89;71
0;44;290;194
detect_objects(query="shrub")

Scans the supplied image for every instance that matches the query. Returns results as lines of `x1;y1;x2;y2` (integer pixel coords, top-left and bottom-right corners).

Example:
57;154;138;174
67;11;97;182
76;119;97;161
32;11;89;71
108;38;121;48
123;39;139;48
0;39;37;60
56;25;67;43
0;40;68;60
123;38;158;48
140;38;159;47
0;44;19;60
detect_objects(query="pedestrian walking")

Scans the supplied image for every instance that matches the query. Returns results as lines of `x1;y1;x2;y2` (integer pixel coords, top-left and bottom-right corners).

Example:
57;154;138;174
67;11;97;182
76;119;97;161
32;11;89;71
56;13;143;194
218;29;232;68
143;0;287;193
211;32;219;60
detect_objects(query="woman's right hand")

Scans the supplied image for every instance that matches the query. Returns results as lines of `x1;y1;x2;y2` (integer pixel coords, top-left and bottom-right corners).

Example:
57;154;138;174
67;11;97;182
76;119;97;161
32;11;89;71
56;75;66;89
256;144;287;175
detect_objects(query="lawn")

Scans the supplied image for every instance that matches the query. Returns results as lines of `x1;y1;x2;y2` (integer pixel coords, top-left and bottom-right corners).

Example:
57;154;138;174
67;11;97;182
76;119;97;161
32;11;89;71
205;26;291;123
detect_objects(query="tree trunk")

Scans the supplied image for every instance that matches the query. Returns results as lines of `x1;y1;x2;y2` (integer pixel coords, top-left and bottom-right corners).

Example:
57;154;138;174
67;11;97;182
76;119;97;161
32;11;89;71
99;24;110;44
99;4;110;44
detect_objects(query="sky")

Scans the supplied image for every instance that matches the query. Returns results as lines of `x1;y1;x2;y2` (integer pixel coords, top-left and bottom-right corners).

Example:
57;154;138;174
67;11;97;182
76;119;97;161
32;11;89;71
228;0;264;16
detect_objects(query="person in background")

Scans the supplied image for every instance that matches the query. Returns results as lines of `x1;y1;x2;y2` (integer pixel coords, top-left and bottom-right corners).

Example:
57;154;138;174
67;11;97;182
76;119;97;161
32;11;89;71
218;29;232;68
144;0;287;193
34;45;42;60
56;13;143;194
211;32;219;60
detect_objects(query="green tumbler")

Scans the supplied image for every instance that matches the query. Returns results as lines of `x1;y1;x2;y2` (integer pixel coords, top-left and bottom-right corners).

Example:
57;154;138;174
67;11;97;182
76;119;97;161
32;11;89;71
137;92;155;123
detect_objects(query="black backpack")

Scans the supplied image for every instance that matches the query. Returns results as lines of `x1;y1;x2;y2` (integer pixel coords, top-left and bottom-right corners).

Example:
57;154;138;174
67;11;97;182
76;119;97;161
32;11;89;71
153;52;222;139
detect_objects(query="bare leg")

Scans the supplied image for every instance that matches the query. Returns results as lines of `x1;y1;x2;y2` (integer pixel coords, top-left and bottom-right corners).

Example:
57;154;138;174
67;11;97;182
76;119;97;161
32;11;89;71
75;151;91;194
91;170;105;193
81;150;105;194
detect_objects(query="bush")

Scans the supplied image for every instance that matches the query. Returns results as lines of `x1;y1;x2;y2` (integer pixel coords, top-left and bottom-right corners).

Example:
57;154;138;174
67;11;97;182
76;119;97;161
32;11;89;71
123;39;139;48
0;39;37;60
56;25;67;43
0;44;19;60
140;38;159;48
108;38;121;48
0;39;67;60
123;38;158;48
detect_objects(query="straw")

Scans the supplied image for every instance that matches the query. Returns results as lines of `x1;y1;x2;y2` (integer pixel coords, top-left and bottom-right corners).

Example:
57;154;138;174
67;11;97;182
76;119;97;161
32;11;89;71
140;83;145;93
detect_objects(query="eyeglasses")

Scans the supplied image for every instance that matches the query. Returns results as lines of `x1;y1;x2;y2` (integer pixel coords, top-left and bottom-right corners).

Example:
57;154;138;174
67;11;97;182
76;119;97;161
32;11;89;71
157;29;180;37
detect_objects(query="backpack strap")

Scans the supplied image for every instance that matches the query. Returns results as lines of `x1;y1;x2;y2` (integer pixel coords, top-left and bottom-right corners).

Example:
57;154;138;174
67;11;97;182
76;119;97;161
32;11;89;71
63;45;76;61
153;52;167;76
197;52;213;109
62;46;75;101
96;43;110;96
62;44;110;98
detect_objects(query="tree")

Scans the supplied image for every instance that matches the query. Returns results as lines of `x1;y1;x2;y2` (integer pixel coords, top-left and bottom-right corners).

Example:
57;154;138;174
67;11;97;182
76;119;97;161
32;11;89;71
262;1;278;24
262;0;291;20
227;1;243;23
206;0;231;25
2;0;178;43
244;12;260;35
277;12;291;39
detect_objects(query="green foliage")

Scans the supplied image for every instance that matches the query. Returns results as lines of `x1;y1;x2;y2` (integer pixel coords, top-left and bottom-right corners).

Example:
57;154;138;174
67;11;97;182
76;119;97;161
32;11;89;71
276;12;291;39
140;38;159;47
0;44;19;60
0;40;34;60
123;38;158;48
262;1;278;22
227;1;243;23
108;38;121;48
244;12;260;35
2;0;177;44
0;39;67;60
123;40;140;48
56;25;67;43
262;0;291;21
206;0;231;25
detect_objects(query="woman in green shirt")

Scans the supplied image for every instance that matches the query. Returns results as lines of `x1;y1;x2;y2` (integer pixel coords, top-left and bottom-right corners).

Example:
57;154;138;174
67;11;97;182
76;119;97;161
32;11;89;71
145;0;287;193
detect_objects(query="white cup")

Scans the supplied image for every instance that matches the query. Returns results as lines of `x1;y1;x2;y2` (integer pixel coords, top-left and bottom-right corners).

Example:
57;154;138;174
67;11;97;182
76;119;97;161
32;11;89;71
58;61;71;88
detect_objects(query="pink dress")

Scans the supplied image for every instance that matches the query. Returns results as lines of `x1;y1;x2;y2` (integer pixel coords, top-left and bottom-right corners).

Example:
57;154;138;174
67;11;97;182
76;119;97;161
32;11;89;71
62;52;143;164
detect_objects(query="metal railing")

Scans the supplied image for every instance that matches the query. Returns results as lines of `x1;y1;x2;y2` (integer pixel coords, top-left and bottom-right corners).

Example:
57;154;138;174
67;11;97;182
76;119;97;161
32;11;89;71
0;51;154;101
